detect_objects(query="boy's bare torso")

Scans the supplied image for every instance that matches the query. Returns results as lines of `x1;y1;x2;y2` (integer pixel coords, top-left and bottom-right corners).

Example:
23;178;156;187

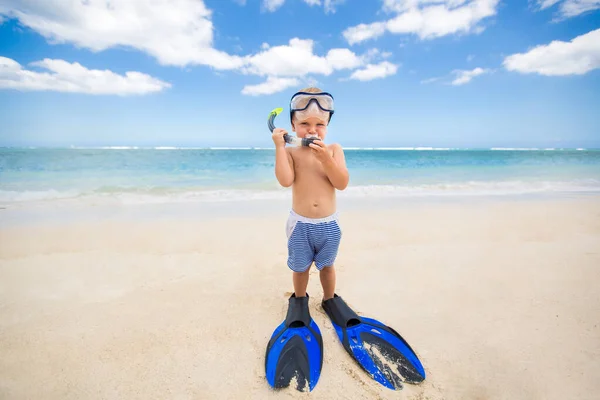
288;145;337;219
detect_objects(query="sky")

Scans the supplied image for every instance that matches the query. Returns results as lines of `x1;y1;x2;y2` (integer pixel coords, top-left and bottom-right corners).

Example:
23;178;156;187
0;0;599;149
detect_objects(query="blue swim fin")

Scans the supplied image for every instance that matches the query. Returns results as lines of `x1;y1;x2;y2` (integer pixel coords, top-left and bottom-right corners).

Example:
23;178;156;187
265;293;323;392
322;294;426;390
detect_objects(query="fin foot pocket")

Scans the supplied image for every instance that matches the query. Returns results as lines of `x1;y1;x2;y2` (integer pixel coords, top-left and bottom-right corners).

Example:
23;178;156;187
322;293;426;390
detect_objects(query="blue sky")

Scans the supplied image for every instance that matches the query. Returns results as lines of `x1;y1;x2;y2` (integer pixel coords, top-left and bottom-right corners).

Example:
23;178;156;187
0;0;599;148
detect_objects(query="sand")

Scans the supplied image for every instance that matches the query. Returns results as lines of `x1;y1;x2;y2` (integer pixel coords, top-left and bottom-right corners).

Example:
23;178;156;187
1;195;599;400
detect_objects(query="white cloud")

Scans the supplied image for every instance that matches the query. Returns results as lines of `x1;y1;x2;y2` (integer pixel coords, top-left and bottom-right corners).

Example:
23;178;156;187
420;76;442;84
303;76;322;87
420;65;490;85
348;61;399;81
536;0;600;18
538;0;562;8
343;0;499;44
242;38;362;77
503;28;600;76
451;67;490;85
361;48;392;63
383;0;474;13
264;0;344;12
263;0;286;12
343;22;388;45
0;2;363;77
324;0;346;13
0;1;395;96
326;48;363;69
301;0;345;13
242;76;300;96
0;0;243;69
0;57;170;95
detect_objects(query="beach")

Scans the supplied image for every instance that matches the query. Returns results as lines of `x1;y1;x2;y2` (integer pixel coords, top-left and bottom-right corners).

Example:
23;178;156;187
1;0;599;397
1;194;599;400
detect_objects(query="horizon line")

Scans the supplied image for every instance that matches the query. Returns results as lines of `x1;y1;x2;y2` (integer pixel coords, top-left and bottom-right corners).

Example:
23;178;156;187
0;146;597;151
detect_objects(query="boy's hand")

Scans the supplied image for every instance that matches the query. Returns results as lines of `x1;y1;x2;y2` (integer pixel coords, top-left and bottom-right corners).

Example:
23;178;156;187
272;128;287;148
309;140;331;163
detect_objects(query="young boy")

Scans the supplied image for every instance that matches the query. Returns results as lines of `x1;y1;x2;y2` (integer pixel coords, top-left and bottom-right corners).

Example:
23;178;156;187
267;99;425;391
271;87;349;302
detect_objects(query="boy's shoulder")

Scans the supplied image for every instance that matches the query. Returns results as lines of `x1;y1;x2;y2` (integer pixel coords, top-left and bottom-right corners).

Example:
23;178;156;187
327;142;343;150
326;142;344;155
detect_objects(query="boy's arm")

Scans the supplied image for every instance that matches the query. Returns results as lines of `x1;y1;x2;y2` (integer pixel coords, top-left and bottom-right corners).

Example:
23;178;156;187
275;145;295;187
322;143;349;190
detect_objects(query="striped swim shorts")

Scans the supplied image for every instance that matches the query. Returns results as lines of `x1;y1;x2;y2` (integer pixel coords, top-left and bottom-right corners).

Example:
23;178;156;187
286;210;342;273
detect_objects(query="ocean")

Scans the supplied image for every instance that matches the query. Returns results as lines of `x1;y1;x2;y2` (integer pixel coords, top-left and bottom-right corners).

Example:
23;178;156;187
1;147;599;205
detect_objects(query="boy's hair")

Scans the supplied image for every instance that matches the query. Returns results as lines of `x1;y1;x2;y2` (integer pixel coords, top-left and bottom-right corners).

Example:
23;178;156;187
298;86;323;93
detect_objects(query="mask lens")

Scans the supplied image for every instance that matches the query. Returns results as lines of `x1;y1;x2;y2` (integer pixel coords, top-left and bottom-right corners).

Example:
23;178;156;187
291;93;334;112
294;102;330;122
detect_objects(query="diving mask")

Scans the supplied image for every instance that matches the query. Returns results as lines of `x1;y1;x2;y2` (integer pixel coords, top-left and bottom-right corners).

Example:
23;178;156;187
289;91;334;123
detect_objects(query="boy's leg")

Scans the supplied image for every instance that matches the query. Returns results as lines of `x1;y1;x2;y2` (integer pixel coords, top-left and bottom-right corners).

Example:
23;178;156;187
314;217;341;302
293;268;311;298
319;265;336;301
287;213;313;298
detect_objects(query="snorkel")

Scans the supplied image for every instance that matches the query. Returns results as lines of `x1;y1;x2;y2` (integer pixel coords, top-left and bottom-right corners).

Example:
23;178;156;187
267;107;319;147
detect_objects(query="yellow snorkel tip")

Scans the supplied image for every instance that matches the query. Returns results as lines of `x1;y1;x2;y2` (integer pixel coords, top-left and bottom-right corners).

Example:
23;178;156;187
269;107;283;117
268;107;283;132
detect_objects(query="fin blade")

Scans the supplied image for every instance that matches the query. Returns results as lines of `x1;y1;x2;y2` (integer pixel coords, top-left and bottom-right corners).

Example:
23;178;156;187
346;327;398;389
265;294;323;392
322;294;426;390
360;317;426;382
265;325;322;391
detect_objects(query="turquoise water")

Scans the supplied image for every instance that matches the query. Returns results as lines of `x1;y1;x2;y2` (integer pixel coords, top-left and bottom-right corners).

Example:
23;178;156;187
1;147;599;204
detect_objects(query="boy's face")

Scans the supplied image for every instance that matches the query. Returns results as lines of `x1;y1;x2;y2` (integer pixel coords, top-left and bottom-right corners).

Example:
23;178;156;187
292;115;328;140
